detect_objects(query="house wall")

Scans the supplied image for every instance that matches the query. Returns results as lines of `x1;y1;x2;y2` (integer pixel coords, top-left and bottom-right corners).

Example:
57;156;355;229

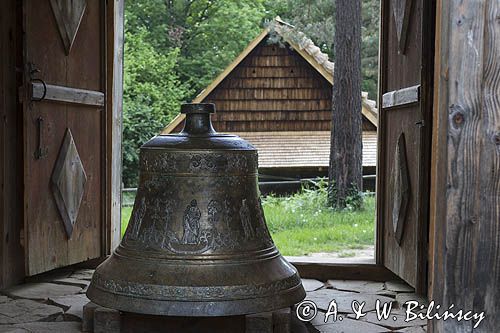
173;38;376;133
0;0;25;289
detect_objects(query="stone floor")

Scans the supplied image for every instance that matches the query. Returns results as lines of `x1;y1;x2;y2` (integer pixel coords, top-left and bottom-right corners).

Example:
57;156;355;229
0;269;427;332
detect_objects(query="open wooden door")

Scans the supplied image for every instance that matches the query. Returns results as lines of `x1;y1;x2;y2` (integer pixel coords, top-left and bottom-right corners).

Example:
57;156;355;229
377;0;435;293
22;0;108;275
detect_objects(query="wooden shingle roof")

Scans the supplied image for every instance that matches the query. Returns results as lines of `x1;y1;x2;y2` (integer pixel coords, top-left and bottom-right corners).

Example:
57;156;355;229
236;131;377;168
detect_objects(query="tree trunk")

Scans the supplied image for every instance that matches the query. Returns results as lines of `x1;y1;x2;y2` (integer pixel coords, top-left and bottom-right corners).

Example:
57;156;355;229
328;0;363;208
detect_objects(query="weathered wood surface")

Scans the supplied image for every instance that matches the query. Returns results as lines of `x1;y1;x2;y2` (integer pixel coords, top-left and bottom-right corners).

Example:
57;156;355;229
49;0;87;55
105;0;124;252
23;0;104;276
31;82;105;106
50;128;87;238
0;0;25;289
392;0;413;53
377;0;434;292
390;133;410;245
382;84;420;108
430;0;500;332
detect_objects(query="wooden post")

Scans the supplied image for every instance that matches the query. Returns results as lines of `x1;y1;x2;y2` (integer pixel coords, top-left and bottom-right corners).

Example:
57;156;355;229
429;0;500;331
105;0;124;253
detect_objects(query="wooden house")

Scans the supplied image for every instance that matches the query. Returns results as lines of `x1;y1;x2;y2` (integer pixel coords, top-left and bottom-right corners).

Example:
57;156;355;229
162;19;379;182
1;1;499;331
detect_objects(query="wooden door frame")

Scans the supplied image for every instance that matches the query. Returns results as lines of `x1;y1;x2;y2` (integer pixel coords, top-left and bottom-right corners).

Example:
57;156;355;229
0;0;25;289
105;0;124;254
429;0;500;331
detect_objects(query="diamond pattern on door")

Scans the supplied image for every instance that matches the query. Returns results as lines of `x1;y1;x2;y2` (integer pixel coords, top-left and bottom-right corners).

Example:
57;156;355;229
392;0;413;54
50;0;87;54
51;128;87;238
391;132;410;245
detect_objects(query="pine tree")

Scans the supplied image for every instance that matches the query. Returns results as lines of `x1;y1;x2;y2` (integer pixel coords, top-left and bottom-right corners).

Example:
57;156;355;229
328;0;363;209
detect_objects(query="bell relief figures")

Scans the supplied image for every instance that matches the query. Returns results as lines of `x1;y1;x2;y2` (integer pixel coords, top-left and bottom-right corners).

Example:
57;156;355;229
240;199;256;240
126;195;271;254
130;196;146;240
182;199;201;244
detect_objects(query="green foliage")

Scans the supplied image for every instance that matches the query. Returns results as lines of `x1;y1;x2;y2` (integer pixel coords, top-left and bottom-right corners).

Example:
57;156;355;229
263;0;379;99
176;0;267;96
122;29;190;186
361;0;380;99
125;0;170;49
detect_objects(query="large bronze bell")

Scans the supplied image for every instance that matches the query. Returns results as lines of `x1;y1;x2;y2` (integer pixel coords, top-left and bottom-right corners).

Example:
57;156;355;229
87;103;305;316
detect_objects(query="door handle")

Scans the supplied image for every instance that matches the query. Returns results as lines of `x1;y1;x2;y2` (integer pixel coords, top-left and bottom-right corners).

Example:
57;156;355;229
34;117;48;159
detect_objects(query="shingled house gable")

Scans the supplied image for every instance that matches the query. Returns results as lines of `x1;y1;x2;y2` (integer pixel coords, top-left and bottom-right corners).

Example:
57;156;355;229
173;39;376;132
170;37;376;133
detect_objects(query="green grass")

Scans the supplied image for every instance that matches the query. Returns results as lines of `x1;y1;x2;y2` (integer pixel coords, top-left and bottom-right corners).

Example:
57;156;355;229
122;205;133;237
121;181;375;256
261;183;375;256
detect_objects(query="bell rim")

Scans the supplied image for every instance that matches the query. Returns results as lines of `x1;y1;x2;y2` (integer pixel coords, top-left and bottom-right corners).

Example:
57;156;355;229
86;280;305;317
88;267;302;302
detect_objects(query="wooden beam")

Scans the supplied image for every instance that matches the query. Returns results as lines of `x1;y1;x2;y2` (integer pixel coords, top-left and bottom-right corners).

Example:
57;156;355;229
31;82;104;107
382;85;420;109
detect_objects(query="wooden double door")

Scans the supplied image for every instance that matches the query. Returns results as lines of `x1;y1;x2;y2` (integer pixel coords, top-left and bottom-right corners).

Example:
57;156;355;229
22;0;108;275
377;0;435;293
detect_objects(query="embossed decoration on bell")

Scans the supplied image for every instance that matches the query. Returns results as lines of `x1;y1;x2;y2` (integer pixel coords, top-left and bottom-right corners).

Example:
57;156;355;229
51;128;87;238
87;103;305;316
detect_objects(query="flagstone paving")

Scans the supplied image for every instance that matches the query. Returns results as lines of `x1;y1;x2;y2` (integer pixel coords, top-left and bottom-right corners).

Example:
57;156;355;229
0;269;427;332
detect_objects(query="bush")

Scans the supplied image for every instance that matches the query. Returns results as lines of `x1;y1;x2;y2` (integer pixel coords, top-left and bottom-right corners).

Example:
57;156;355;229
122;29;190;187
